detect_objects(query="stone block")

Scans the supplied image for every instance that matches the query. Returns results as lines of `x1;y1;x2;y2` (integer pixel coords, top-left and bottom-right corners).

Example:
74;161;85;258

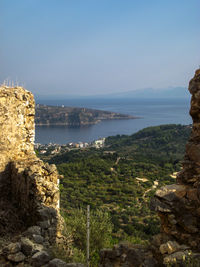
32;251;50;267
3;242;21;255
21;237;35;256
7;252;26;263
163;250;189;264
32;234;44;244
48;258;68;266
155;184;186;201
26;226;41;236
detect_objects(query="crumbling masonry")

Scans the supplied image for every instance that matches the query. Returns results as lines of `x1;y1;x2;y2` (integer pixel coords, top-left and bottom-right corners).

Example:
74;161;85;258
0;86;74;266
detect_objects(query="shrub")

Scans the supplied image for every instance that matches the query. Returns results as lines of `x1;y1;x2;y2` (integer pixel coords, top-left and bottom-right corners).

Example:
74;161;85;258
62;208;114;266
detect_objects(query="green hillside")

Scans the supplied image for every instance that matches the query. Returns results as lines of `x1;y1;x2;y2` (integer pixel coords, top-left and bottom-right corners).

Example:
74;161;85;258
47;124;191;244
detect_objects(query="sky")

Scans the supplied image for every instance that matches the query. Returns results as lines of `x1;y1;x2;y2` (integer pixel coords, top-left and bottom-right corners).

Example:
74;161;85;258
0;0;200;96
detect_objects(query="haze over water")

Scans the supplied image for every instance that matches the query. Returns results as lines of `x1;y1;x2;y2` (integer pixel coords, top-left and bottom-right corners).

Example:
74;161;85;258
1;1;198;145
35;98;192;144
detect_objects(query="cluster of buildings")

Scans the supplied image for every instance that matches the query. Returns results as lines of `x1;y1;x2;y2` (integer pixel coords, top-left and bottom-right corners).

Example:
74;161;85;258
35;138;106;156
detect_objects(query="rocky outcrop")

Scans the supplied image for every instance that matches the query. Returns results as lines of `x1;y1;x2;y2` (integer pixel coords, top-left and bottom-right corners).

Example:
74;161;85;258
0;86;76;266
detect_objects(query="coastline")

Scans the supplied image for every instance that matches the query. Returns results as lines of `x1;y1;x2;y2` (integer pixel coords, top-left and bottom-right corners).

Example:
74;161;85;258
35;116;139;126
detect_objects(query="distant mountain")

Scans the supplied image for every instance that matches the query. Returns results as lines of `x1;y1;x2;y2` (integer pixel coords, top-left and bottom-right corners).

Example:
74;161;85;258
107;87;189;99
35;86;189;101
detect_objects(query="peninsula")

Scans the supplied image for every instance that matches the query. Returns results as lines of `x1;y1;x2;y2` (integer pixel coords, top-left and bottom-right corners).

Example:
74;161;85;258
35;104;136;126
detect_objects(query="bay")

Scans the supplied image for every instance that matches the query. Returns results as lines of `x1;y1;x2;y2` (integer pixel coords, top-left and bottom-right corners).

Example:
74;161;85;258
35;98;192;144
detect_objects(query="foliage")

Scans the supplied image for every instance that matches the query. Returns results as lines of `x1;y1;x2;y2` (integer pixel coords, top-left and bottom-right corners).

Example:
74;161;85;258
41;124;192;264
105;124;190;167
62;208;113;266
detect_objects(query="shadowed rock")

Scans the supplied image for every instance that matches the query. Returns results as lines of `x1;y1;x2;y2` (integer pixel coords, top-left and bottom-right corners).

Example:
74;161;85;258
0;85;70;266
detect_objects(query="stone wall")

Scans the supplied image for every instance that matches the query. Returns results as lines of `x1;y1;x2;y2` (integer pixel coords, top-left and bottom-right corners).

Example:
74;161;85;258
0;85;76;266
0;86;60;230
0;86;35;172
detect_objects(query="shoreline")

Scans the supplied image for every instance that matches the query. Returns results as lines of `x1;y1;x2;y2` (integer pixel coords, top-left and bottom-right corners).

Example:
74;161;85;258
35;116;140;127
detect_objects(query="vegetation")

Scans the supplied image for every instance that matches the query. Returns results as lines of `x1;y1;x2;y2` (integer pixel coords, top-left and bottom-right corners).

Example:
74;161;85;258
63;209;113;266
41;124;191;264
52;209;113;266
35;104;134;126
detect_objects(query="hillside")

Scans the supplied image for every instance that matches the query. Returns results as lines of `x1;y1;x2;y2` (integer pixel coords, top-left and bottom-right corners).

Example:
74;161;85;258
35;104;135;126
43;124;191;243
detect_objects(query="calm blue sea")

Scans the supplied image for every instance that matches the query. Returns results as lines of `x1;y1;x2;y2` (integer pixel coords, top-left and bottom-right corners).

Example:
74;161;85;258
35;98;192;144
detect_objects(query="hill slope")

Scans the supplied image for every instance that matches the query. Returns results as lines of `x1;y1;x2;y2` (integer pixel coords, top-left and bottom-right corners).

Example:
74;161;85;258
35;104;135;126
42;124;191;242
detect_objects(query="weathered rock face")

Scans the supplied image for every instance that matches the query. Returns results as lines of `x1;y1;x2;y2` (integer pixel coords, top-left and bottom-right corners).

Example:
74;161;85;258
0;85;61;230
179;69;200;185
0;85;71;266
0;86;35;172
151;69;200;263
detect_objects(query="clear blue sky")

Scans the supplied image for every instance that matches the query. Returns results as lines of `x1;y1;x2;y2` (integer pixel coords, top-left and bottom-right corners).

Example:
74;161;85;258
0;0;199;96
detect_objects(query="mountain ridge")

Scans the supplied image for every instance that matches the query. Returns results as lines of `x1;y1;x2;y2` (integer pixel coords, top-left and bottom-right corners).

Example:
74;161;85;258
35;86;189;100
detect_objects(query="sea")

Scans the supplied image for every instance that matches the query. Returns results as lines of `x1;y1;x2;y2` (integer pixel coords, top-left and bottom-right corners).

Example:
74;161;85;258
35;98;192;145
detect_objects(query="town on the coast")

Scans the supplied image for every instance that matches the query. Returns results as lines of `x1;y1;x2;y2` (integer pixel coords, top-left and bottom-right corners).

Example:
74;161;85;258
35;137;106;156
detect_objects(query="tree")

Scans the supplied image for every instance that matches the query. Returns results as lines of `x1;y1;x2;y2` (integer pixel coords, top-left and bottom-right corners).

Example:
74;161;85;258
62;208;113;266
